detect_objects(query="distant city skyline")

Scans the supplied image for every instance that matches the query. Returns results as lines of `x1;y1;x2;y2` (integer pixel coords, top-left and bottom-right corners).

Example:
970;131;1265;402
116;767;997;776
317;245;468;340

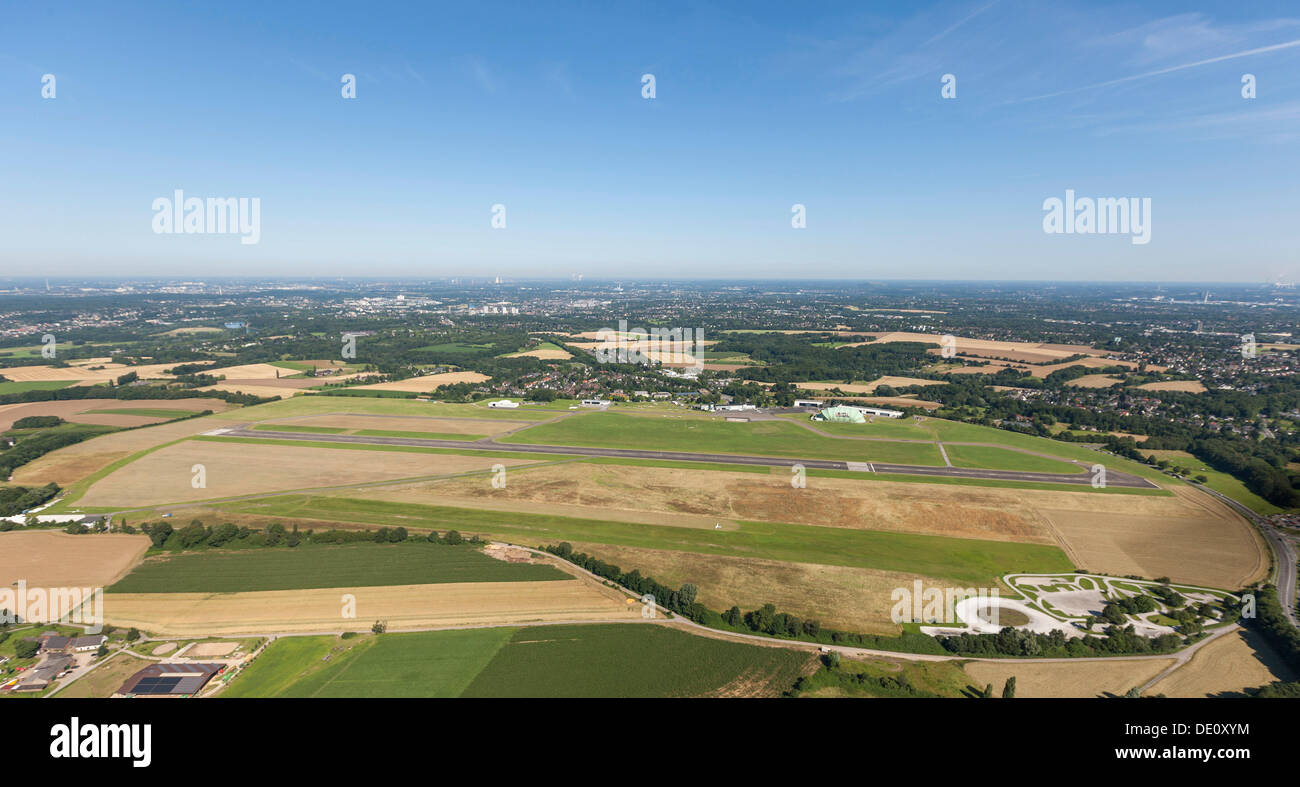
3;1;1299;282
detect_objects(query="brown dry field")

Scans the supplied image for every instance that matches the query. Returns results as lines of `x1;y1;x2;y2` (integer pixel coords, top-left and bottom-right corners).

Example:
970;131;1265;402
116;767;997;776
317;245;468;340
1149;629;1300;697
1039;485;1268;588
57;652;154;698
186;641;239;657
0;398;229;431
793;376;940;394
197;383;301;398
103;580;641;636
567;542;960;635
1066;374;1126;388
66;413;172;428
507;348;573;359
1145;629;1297;697
367;464;1266;590
76;440;538;507
963;657;1175;698
11;417;229;485
207;362;302;379
350;371;491;392
845;332;1103;364
833;396;943;410
0;361;194;383
262;413;530;435
1137;380;1208;393
0;531;150;587
364;463;1063;544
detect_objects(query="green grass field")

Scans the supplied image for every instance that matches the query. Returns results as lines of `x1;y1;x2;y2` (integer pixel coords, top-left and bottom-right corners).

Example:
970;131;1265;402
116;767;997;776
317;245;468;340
353;429;484;441
224;624;812;698
0;380;76;394
942;445;1080;473
1141;449;1284;515
462;623;812;697
106;542;568;593
86;408;200;419
216;495;1074;584
503;412;946;465
252;423;349;434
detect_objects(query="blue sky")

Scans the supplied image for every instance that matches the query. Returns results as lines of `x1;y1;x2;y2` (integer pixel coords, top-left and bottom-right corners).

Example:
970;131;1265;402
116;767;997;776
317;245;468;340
2;0;1299;282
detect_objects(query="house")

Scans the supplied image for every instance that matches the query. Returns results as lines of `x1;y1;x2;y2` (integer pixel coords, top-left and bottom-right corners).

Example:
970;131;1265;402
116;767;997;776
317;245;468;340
38;635;71;653
69;635;107;653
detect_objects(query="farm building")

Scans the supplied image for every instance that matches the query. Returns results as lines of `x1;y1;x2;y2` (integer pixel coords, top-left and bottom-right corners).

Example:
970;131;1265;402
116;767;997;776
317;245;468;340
117;663;224;697
812;406;866;423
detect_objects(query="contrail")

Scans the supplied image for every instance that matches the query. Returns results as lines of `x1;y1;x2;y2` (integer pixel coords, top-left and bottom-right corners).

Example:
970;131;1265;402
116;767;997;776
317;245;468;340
1013;37;1300;103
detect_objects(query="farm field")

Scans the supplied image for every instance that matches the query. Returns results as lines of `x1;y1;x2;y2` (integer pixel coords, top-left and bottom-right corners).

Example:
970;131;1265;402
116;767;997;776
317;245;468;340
107;543;568;593
226;623;811;698
0;398;229;432
227;629;514;698
0;380;76;394
105;579;638;635
0;531;150;587
347;371;490;392
791;376;943;394
1144;629;1297;697
255;413;527;436
209;395;555;422
502;412;947;465
1137;380;1208;393
1065;374;1125;388
74;439;536;507
214;494;1074;585
963;656;1176;698
461;623;814;697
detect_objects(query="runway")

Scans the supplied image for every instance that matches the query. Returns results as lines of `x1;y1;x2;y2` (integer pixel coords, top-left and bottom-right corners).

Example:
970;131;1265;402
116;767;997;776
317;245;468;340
210;426;1160;489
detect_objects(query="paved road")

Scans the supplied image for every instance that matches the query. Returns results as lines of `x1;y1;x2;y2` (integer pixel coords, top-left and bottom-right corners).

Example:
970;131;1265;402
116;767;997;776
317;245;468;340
1191;482;1298;627
213;426;1158;488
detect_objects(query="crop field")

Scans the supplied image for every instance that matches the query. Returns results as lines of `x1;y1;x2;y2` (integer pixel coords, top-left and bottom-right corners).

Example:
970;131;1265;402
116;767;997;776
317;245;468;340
226;623;811;698
209;395;555;422
1144;630;1297;697
254;413;526;436
105;579;638;635
348;371;491;392
215;495;1074;585
0;531;150;587
107;543;568;593
74;439;536;507
963;657;1176;698
228;629;515;697
462;623;813;697
0;398;229;432
0;380;76;394
503;412;946;464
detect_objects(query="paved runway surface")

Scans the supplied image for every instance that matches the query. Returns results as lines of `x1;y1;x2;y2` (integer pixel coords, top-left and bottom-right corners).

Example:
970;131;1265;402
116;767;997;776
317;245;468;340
213;427;1159;488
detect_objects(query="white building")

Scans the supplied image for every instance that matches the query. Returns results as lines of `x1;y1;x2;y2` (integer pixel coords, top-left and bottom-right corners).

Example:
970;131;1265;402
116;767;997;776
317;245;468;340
486;399;520;409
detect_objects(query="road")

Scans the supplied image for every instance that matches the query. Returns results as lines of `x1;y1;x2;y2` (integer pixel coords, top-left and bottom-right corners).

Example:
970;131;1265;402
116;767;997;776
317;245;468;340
1191;482;1298;626
211;426;1159;488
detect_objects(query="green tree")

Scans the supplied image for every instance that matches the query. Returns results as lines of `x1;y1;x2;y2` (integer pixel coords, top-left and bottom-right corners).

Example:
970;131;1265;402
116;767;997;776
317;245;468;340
1002;676;1016;698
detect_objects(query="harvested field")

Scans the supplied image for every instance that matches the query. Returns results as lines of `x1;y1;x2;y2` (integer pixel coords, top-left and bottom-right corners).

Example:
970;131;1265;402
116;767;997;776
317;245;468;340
1137;380;1207;393
0;531;150;587
10;417;243;486
1145;629;1297;697
0;398;229;432
0;361;196;384
103;580;640;636
795;376;941;394
372;463;1059;544
196;383;299;399
151;642;177;655
349;371;491;392
258;413;528;436
846;332;1102;363
66;413;175;428
565;542;960;635
76;440;536;507
1040;485;1268;588
963;657;1175;698
207;363;302;380
1066;374;1125;388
